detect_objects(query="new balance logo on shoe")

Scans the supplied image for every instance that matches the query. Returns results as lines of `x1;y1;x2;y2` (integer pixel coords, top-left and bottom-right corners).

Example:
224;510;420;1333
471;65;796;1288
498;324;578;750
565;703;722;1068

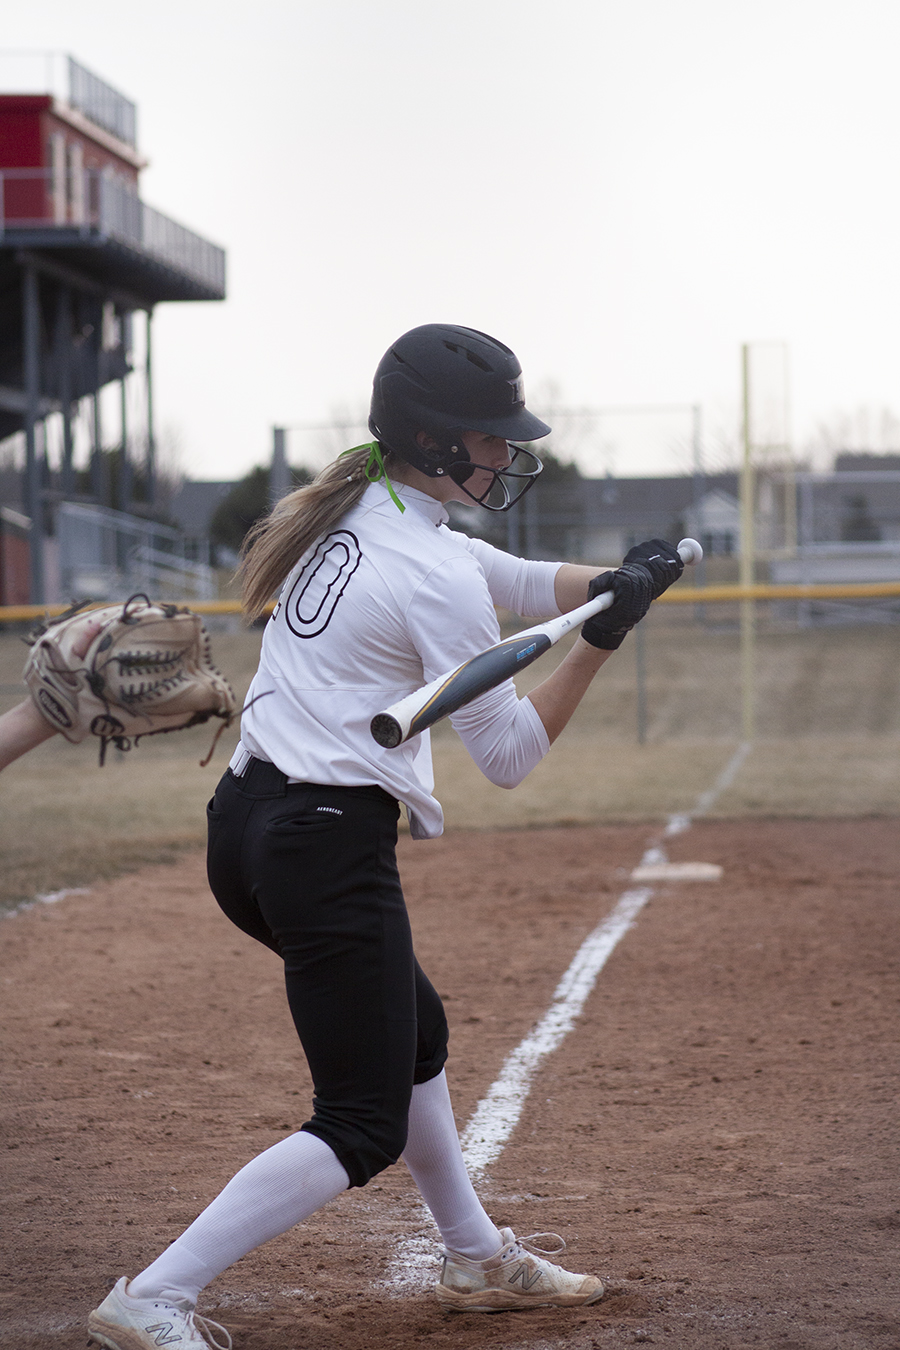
146;1324;183;1347
507;1262;543;1290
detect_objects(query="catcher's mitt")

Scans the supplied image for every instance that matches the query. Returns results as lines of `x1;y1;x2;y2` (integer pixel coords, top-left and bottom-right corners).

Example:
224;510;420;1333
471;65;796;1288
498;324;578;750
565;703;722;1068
23;595;237;765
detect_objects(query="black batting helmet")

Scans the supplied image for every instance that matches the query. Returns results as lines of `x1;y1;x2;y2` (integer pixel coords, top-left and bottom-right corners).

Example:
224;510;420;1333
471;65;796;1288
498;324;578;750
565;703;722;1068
368;324;551;510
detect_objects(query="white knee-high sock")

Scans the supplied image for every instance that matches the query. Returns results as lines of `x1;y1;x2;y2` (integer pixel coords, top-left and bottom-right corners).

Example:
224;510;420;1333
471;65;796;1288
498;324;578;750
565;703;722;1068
128;1131;349;1305
402;1070;502;1260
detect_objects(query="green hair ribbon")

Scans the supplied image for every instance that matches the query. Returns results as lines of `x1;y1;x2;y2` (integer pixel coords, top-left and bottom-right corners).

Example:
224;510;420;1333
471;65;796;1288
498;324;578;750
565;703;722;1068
340;441;405;514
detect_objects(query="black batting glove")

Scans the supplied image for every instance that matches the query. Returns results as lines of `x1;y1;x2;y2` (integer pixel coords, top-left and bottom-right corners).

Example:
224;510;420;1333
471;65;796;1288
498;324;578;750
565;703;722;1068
622;538;684;599
581;564;656;650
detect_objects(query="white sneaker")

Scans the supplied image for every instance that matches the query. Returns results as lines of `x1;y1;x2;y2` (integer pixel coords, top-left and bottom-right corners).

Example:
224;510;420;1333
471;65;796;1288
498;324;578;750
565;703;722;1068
88;1277;232;1350
436;1227;604;1312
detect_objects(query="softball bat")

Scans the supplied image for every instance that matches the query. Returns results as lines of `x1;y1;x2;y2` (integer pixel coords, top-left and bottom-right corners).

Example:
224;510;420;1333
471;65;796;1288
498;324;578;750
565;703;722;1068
370;538;703;749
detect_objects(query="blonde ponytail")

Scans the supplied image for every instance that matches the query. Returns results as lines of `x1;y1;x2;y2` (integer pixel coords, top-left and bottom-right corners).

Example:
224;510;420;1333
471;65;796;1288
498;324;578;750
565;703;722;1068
240;445;401;620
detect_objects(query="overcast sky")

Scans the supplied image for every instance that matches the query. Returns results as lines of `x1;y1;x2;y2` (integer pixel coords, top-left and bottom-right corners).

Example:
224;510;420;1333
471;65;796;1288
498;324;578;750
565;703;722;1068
5;0;900;480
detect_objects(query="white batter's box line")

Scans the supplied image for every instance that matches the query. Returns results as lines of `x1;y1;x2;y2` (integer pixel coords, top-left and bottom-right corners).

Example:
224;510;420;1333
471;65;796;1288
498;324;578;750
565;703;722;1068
373;1226;439;1293
459;886;653;1182
3;886;92;920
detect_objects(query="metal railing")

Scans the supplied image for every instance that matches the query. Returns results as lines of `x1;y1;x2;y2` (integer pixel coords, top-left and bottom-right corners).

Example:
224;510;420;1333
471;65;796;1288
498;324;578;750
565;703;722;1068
0;168;226;294
67;55;137;148
56;501;217;603
139;195;226;293
0;52;136;148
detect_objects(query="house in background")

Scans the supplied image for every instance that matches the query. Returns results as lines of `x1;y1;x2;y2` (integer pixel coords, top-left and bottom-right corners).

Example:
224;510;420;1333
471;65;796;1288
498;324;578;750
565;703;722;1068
505;472;742;564
683;487;740;557
770;452;900;615
167;479;235;562
807;452;900;544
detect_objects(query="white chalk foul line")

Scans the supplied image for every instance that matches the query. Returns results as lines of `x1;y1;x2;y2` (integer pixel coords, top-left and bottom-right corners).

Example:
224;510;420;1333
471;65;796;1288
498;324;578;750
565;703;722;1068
382;889;653;1291
382;740;751;1291
664;741;751;836
458;742;751;1180
459;886;653;1181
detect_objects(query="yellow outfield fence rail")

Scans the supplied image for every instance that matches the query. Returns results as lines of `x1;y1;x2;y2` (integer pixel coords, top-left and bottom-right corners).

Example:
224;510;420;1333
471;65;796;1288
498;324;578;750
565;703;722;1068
0;599;273;622
659;582;900;603
1;582;900;624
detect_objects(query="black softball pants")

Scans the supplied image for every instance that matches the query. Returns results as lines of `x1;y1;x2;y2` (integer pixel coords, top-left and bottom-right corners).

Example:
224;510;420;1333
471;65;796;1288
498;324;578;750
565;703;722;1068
206;759;449;1189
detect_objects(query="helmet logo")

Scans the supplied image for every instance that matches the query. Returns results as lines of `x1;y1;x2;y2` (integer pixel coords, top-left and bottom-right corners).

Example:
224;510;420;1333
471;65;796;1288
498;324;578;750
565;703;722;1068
508;375;525;405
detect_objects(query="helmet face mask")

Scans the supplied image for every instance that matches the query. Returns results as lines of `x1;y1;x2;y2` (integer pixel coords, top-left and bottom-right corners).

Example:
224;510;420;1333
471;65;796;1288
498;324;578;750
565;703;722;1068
443;438;544;511
369;324;551;513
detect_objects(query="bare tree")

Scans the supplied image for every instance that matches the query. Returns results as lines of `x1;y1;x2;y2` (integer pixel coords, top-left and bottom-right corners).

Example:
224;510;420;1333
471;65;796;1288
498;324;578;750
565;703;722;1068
283;404;370;479
806;404;900;468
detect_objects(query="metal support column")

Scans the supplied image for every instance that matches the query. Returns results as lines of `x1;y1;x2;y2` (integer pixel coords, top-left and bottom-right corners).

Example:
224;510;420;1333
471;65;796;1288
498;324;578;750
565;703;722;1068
739;344;756;741
691;402;707;619
118;376;132;513
91;387;104;502
54;284;76;497
634;617;648;745
506;499;519;556
783;468;798;556
270;426;289;506
145;308;156;508
524;481;539;558
22;264;46;603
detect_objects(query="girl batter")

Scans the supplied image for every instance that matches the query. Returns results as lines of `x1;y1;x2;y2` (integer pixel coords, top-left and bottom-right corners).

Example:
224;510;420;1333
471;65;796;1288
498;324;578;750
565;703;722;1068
88;324;683;1349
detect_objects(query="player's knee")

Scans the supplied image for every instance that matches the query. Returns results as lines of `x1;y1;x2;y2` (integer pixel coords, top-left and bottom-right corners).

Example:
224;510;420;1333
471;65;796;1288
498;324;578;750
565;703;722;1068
303;1103;409;1189
413;1018;449;1085
414;973;449;1084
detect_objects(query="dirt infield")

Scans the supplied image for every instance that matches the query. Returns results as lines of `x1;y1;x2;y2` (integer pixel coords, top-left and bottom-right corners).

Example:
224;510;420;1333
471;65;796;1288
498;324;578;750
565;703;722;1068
2;816;898;1350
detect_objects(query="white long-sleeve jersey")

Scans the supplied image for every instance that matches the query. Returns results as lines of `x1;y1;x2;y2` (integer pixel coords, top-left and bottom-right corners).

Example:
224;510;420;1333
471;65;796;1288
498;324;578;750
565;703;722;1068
235;479;563;838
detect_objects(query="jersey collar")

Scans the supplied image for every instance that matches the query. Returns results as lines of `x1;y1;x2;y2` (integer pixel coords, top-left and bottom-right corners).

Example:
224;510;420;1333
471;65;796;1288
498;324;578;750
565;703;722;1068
369;479;449;527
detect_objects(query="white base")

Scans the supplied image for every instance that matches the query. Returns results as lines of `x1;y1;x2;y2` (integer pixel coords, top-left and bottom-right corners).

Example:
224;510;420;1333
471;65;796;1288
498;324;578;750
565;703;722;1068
630;861;723;882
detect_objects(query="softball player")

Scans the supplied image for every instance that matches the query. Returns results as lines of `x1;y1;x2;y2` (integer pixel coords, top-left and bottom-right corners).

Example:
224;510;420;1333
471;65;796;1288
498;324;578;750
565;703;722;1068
88;324;683;1349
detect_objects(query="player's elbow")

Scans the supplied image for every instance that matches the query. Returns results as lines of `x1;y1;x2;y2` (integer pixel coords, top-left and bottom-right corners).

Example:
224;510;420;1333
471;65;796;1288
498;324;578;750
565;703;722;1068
478;759;531;791
454;693;548;789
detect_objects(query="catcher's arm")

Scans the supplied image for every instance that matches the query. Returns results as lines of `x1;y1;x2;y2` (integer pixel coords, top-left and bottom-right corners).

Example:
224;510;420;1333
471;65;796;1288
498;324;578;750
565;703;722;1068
0;617;103;772
0;699;56;771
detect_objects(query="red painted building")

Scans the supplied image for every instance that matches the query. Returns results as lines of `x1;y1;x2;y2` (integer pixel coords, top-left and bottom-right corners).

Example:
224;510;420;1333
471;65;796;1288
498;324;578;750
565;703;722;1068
0;506;30;604
0;54;226;603
0;90;143;227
